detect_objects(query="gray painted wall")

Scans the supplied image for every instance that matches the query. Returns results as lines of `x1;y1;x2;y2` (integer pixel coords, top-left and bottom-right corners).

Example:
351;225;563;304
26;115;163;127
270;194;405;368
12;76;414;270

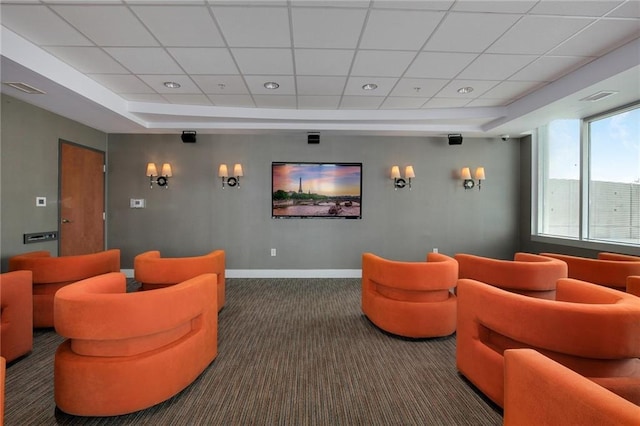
0;95;107;271
108;133;521;270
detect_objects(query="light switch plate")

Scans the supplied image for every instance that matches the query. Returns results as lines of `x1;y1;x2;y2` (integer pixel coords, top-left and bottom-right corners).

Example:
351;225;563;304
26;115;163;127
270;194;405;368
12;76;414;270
130;198;146;208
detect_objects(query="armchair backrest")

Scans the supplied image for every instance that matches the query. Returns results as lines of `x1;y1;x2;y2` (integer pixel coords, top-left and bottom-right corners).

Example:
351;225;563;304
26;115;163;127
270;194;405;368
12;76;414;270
134;250;225;286
8;250;120;284
628;276;640;297
540;252;640;290
455;252;566;297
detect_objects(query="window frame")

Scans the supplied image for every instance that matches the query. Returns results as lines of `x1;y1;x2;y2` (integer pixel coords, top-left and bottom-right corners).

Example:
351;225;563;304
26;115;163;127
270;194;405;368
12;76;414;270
532;101;640;253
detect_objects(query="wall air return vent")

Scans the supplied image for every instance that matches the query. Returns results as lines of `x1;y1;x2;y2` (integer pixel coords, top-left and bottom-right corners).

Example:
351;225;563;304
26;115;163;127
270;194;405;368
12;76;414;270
579;91;618;102
3;82;46;94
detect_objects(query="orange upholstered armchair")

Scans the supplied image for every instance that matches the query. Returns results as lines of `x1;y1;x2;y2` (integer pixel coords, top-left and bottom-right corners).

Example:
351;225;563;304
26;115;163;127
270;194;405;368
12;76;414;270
8;250;120;327
628;276;640;297
504;349;640;426
541;252;640;292
134;250;226;311
1;357;5;426
361;252;458;338
455;252;567;299
457;277;640;408
54;272;218;416
0;271;33;362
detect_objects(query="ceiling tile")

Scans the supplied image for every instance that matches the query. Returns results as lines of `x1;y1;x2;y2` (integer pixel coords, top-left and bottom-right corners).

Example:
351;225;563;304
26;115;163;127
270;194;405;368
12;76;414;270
207;94;255;108
168;48;238;74
104;48;183;74
137;74;202;93
451;1;537;13
466;98;507;107
549;19;640;56
192;75;249;94
294;49;355;76
163;94;213;105
212;6;291;47
297;96;341;109
296;76;347;95
422;98;470;108
437;79;500;98
87;74;154;93
380;97;427;109
351;50;416;77
529;1;624;17
390;78;449;97
510;56;593;82
487;16;594;54
425;12;521;53
253;95;297;108
405;52;478;79
1;5;92;46
343;76;399;96
244;75;296;95
373;1;454;10
44;47;129;73
607;1;640;18
359;9;444;50
51;5;157;46
480;80;544;101
121;93;167;102
208;1;286;5
232;48;293;75
291;7;368;48
458;54;537;80
295;1;369;7
339;96;385;109
131;5;225;47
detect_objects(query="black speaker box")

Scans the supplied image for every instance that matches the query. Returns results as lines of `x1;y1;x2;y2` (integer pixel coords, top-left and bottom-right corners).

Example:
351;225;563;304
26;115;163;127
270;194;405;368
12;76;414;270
181;130;197;143
308;133;320;144
448;134;463;145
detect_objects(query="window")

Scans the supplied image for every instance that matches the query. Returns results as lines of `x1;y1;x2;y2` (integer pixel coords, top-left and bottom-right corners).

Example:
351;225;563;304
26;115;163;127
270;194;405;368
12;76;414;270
535;103;640;247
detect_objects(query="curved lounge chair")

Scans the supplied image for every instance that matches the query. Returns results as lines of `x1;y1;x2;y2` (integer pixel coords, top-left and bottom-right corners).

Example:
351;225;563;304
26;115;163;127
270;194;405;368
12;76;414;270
455;252;567;299
541;252;640;293
134;250;225;311
8;250;120;327
0;271;33;362
457;277;640;408
362;252;458;338
54;272;218;416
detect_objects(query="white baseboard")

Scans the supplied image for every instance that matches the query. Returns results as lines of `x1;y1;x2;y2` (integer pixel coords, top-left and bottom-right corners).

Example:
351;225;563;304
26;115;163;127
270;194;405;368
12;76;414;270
121;269;361;279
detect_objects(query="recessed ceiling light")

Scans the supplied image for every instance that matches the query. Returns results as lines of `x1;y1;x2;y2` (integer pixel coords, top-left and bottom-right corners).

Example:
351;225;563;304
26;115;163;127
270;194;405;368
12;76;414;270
362;83;378;91
457;86;474;94
264;82;279;90
163;81;181;89
580;90;618;102
3;82;46;94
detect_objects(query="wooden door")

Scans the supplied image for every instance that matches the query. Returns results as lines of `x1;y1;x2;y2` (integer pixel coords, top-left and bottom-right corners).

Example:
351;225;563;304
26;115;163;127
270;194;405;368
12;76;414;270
59;141;105;255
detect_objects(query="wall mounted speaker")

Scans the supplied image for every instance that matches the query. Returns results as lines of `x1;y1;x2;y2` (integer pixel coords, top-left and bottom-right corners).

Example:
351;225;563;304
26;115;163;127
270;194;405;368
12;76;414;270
181;130;197;143
308;133;320;144
448;134;463;145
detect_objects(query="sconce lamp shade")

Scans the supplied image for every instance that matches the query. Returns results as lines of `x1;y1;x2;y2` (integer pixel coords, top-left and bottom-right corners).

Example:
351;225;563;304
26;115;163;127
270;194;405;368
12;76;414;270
461;167;472;180
161;163;173;177
391;166;401;179
146;163;158;177
218;164;229;177
233;163;244;177
474;167;485;180
405;165;415;179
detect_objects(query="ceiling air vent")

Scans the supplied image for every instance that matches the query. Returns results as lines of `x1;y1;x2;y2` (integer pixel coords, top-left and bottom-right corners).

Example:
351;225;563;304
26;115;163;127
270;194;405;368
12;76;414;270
3;82;46;95
580;90;618;102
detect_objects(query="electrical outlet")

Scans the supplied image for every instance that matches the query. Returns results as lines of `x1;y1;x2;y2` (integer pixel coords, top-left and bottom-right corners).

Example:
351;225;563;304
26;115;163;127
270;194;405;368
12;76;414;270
271;248;277;256
433;248;439;253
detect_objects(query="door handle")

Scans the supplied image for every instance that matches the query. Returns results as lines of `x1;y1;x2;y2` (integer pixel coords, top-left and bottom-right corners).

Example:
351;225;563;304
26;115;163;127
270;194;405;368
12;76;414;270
61;218;73;224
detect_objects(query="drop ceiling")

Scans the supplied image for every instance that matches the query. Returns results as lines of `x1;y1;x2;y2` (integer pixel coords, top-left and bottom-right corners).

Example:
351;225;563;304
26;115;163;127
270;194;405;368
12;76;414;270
1;0;639;137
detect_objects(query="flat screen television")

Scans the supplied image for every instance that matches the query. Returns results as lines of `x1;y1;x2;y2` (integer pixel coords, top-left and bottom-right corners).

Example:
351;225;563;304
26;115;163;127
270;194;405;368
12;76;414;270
272;162;362;219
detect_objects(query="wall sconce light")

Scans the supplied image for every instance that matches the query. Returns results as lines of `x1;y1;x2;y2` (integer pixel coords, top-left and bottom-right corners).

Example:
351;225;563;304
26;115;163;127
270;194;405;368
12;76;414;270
461;167;485;190
218;163;243;188
391;165;415;190
146;162;172;188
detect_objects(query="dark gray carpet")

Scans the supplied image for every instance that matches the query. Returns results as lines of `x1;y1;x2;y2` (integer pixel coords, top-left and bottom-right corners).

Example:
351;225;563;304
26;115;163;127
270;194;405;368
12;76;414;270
4;278;502;425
